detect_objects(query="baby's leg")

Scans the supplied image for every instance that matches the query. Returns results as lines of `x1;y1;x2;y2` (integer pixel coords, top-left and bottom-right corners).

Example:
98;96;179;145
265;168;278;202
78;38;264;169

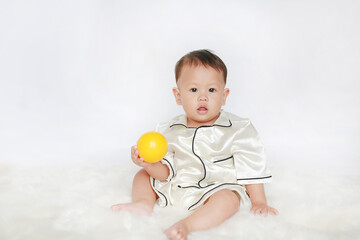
165;189;240;240
111;169;158;216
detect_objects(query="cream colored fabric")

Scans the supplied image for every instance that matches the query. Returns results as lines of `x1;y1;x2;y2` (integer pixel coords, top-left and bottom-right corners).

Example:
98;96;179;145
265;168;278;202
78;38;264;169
151;110;272;211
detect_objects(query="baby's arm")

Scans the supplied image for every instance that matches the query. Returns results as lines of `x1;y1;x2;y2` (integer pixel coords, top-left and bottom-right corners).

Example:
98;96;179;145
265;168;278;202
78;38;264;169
245;183;278;216
131;146;170;181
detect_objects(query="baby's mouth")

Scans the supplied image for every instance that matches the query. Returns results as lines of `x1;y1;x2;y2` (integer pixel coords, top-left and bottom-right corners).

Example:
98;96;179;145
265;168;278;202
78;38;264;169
197;106;208;114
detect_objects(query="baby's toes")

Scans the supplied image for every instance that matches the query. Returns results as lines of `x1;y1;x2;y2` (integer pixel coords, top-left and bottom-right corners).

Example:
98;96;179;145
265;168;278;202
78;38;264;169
270;208;279;215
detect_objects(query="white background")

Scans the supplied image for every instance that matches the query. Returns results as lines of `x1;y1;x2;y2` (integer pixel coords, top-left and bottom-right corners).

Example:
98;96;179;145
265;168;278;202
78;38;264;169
0;0;359;175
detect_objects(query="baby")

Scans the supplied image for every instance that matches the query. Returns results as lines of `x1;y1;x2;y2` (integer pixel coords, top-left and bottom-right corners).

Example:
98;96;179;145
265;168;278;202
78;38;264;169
112;50;278;240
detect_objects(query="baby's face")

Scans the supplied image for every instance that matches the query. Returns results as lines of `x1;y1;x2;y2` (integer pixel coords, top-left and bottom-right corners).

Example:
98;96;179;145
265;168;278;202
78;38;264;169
173;65;229;128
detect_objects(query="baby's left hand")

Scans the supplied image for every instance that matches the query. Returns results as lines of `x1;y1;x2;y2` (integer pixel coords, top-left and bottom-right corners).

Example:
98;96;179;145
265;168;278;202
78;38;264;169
251;204;278;216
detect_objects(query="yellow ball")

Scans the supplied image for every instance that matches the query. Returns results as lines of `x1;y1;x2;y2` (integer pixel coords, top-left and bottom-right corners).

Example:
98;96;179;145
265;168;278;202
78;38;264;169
137;131;168;163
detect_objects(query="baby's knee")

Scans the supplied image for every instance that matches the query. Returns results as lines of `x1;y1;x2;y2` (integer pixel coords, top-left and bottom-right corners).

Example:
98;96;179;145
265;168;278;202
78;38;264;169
215;189;240;211
227;190;240;211
134;169;150;179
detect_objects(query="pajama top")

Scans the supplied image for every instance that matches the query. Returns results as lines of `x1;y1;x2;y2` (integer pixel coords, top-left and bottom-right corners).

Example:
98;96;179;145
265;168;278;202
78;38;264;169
150;110;272;211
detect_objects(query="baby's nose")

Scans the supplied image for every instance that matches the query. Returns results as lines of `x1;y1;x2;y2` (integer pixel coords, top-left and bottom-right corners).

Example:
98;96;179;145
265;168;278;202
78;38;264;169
198;94;208;101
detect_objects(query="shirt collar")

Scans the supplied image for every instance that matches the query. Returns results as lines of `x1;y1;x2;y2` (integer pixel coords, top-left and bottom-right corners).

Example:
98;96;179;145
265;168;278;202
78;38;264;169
170;110;231;128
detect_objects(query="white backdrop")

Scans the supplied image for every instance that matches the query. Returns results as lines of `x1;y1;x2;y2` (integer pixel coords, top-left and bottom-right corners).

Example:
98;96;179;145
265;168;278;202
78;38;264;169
0;0;359;175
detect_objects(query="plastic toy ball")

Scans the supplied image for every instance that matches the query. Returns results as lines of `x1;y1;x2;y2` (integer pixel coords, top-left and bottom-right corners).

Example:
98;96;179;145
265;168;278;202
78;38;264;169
137;131;168;163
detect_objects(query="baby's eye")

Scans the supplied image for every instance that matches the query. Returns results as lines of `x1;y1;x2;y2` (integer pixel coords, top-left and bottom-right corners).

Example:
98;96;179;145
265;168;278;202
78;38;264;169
209;88;216;92
191;88;197;92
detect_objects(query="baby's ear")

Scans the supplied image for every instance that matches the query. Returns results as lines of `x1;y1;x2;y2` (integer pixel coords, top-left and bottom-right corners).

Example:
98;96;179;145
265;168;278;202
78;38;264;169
172;87;182;105
222;88;230;106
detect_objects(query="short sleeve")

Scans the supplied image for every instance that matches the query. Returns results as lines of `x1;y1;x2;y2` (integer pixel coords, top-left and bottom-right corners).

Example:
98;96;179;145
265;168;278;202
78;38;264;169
231;120;272;185
155;123;175;182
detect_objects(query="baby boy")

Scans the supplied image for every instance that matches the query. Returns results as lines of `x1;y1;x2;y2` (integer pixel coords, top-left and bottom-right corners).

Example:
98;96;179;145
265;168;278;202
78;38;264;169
112;50;278;240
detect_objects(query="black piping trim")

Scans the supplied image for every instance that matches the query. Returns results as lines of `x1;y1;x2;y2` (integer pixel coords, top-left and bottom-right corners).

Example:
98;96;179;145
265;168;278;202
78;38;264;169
170;123;189;128
213;121;233;128
162;158;175;180
169;119;232;129
188;183;244;211
178;185;200;189
213;156;233;163
169;116;234;189
237;175;272;181
177;183;214;189
193;127;207;187
152;178;168;207
192;121;232;187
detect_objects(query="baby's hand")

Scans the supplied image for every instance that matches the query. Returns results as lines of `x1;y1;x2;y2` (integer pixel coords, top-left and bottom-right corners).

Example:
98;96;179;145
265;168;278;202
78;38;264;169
251;204;278;217
131;145;151;168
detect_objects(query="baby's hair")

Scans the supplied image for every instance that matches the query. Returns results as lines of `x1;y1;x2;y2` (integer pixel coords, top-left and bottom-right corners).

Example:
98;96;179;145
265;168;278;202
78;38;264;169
175;49;227;84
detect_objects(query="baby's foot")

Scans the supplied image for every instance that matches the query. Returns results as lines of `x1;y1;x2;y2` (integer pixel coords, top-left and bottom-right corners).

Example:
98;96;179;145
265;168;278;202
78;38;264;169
111;202;152;216
164;221;189;240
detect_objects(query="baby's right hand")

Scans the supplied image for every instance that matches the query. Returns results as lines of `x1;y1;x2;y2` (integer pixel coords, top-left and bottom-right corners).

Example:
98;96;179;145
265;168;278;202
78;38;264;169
131;145;151;168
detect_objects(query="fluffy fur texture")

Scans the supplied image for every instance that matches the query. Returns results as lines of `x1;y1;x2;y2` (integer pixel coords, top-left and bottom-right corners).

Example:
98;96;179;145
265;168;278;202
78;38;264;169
0;164;359;240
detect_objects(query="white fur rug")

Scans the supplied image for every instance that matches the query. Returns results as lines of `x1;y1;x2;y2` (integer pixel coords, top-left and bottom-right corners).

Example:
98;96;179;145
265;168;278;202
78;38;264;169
0;163;359;240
